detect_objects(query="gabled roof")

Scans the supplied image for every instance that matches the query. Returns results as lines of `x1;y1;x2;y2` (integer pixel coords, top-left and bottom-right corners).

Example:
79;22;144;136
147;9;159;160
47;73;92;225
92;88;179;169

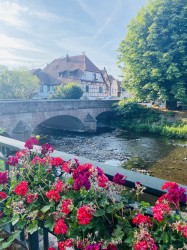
42;55;101;81
32;69;61;86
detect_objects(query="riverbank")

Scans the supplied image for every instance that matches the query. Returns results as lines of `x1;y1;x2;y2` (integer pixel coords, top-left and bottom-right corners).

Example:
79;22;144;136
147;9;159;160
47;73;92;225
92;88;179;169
113;101;187;139
148;146;187;185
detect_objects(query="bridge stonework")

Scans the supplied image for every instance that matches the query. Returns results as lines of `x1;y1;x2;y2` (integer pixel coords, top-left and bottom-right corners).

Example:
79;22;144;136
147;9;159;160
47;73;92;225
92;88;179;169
0;100;116;140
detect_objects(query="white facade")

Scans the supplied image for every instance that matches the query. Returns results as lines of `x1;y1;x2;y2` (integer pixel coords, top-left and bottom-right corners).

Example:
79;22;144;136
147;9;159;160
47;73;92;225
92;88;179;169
81;71;104;82
80;70;107;100
33;85;55;99
110;79;118;97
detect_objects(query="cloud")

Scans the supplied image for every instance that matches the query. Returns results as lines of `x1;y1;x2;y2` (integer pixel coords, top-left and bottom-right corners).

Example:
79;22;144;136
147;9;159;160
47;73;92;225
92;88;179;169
27;9;61;22
0;34;45;52
0;1;28;28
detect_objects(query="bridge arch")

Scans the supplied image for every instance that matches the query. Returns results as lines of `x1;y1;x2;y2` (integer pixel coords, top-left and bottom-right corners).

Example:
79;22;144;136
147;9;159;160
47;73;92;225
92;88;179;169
33;115;84;134
95;111;114;131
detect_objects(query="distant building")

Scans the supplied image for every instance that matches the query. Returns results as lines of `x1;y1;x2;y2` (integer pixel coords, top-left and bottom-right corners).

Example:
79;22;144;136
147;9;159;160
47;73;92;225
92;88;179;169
33;55;111;100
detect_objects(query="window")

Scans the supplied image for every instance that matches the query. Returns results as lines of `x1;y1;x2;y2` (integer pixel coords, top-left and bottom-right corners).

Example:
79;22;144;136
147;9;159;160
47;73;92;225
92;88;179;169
93;73;97;81
70;71;74;77
86;85;89;92
59;72;64;77
99;87;103;93
40;85;43;92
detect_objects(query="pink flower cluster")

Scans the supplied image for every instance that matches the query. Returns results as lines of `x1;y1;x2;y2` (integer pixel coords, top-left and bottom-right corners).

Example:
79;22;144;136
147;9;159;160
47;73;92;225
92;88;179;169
152;202;171;222
77;205;93;225
16;149;29;159
62;199;72;215
113;173;126;185
133;214;152;226
0;171;8;185
26;193;38;203
24;138;39;149
6;156;18;166
0;192;7;200
103;244;117;250
177;224;187;238
14;181;28;196
55;180;63;192
52;157;64;166
134;238;158;250
54;218;68;235
58;239;73;250
134;228;158;250
73;163;92;191
61;160;74;174
46;190;60;202
41;143;54;155
162;181;187;208
96;167;109;188
85;243;102;250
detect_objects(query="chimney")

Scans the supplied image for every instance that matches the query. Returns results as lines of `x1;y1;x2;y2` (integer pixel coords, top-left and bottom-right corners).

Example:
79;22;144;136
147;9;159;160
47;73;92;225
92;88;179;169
66;54;69;62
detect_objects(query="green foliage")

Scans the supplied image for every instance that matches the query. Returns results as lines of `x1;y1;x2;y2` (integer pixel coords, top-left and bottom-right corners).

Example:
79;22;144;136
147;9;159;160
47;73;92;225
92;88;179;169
117;0;187;107
0;66;39;99
50;82;83;99
113;100;187;138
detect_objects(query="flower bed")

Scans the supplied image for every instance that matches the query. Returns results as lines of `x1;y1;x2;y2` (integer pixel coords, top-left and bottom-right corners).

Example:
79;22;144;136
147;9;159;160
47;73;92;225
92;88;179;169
0;138;187;249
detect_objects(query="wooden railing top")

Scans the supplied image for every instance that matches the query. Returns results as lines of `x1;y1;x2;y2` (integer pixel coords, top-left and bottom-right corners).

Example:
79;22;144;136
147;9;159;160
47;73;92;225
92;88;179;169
0;135;186;197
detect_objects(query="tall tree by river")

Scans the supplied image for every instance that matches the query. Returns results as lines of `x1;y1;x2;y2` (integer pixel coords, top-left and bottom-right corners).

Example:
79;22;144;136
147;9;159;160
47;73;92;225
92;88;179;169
117;0;187;110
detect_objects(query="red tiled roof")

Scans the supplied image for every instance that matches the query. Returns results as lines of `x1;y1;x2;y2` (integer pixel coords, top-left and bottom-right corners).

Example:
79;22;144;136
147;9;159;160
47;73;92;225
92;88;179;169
43;55;101;78
32;69;61;86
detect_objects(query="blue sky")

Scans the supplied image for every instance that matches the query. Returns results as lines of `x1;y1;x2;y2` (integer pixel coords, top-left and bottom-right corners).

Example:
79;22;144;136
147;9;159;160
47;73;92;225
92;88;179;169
0;0;147;78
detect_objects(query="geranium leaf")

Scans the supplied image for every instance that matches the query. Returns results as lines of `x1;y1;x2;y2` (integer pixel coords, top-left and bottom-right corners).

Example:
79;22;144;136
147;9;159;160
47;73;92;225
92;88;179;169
7;231;21;243
106;205;114;213
28;210;38;217
44;216;55;231
27;220;38;234
41;205;51;213
0;231;21;250
12;214;20;226
94;209;105;217
0;217;12;226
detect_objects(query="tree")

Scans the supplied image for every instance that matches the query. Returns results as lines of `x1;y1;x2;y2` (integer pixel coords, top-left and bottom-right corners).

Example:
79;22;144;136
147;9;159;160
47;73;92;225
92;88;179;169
0;66;39;99
50;82;83;99
117;0;187;110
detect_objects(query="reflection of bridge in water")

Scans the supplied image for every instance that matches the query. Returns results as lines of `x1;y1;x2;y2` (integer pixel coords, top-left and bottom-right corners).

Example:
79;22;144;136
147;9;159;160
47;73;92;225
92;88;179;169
0;100;117;140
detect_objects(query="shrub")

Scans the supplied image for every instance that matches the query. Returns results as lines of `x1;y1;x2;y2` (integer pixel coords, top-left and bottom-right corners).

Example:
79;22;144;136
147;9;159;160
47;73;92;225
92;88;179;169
113;100;187;139
50;82;83;99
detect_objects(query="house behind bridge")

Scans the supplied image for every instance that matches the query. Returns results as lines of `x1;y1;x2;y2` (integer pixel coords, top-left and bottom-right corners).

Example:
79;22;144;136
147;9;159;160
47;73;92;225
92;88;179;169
32;54;123;100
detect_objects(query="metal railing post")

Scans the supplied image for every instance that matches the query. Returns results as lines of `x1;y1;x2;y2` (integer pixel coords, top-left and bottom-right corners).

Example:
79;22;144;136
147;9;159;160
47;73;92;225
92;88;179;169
28;231;39;250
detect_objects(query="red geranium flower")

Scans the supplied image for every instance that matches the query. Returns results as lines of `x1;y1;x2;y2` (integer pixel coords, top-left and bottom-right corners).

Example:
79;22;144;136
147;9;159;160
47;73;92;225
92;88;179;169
25;138;39;149
0;192;7;200
46;190;60;202
77;205;93;225
54;219;68;235
14;181;28;196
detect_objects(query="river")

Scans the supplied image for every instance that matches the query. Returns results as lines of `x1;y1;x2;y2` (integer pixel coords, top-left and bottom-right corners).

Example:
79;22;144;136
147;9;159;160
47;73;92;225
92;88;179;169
38;128;187;185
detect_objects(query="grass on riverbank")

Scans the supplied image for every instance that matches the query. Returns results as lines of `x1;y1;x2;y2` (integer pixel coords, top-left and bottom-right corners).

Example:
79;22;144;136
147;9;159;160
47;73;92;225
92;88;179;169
113;100;187;139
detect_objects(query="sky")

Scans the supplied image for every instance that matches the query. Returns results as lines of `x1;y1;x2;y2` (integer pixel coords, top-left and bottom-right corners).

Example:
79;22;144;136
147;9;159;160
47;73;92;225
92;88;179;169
0;0;147;78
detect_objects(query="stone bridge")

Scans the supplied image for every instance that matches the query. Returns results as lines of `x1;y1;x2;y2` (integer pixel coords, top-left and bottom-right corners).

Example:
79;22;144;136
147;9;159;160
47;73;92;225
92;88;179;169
0;100;117;140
